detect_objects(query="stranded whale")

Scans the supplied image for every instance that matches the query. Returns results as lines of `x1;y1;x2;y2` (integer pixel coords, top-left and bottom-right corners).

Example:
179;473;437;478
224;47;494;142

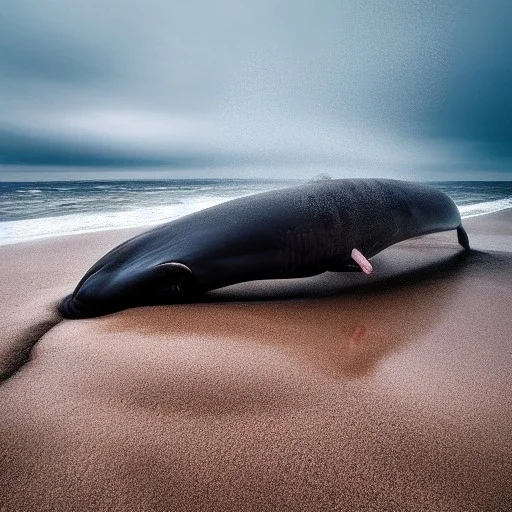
59;179;470;319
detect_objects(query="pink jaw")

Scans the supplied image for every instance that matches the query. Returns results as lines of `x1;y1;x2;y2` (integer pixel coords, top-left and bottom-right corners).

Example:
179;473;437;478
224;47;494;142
351;248;373;275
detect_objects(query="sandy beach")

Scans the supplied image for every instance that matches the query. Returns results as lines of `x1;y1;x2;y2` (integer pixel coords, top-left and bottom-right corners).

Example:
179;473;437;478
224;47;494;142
1;210;511;511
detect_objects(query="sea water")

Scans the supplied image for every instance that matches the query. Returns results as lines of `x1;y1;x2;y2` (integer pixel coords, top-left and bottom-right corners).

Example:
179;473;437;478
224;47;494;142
0;180;511;246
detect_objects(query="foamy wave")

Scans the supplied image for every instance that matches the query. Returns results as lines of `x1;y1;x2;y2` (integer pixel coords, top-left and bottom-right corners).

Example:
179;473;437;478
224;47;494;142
459;196;512;219
0;196;233;246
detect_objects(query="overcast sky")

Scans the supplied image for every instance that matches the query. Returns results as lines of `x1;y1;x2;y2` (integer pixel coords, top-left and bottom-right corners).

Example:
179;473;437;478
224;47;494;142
0;0;510;180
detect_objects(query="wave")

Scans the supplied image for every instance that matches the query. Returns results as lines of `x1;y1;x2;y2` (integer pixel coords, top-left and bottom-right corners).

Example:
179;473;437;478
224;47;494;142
458;196;512;219
0;196;234;246
1;195;511;246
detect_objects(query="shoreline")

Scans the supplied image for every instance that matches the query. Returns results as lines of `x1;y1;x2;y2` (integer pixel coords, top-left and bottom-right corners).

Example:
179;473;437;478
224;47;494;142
0;210;511;511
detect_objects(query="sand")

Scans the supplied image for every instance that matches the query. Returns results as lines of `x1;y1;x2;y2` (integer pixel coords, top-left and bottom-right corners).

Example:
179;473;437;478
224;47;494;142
1;211;511;511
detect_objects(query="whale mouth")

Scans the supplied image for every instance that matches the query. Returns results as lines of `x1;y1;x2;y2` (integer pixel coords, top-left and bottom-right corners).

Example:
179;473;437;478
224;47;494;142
58;289;191;319
58;294;121;319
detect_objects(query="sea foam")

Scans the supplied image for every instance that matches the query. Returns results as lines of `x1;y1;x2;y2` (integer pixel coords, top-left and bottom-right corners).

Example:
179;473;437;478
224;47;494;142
458;196;512;219
0;196;232;246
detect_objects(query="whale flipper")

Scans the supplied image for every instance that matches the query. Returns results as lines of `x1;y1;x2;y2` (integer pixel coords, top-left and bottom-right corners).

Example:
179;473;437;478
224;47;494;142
457;226;470;251
156;262;195;294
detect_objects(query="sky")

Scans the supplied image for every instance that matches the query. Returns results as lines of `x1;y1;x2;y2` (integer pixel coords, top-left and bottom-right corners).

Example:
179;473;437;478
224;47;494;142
0;0;510;181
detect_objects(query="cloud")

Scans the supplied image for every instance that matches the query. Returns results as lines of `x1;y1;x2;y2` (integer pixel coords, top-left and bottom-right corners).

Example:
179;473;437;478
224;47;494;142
0;0;510;178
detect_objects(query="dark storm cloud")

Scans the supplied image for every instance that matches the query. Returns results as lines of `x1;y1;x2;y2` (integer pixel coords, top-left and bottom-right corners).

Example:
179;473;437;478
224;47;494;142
0;0;510;178
419;0;512;159
0;127;291;168
0;127;195;167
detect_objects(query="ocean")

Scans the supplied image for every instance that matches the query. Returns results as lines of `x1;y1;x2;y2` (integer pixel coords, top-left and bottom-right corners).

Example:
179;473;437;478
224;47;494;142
0;180;511;246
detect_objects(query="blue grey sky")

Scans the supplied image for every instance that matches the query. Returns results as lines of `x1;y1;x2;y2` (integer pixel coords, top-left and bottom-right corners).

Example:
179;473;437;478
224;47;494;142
0;0;510;180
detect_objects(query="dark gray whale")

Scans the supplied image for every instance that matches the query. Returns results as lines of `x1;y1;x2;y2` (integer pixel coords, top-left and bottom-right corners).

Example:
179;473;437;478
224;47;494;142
59;179;470;319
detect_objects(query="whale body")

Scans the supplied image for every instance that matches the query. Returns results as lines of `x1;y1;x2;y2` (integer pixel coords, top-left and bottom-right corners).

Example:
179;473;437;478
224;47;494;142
59;179;470;319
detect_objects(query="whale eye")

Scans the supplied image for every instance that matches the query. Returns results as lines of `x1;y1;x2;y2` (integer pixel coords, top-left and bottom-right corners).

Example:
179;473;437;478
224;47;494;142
155;262;194;294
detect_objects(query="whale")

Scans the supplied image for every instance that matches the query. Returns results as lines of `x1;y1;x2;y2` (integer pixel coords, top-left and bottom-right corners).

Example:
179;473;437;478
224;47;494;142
59;179;470;319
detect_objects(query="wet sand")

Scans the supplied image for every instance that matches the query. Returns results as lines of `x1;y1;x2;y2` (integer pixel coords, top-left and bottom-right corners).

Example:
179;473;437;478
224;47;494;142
1;211;511;511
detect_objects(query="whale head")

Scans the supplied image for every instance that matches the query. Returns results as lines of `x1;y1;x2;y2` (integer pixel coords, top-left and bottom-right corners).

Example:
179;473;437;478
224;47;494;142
58;233;196;319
